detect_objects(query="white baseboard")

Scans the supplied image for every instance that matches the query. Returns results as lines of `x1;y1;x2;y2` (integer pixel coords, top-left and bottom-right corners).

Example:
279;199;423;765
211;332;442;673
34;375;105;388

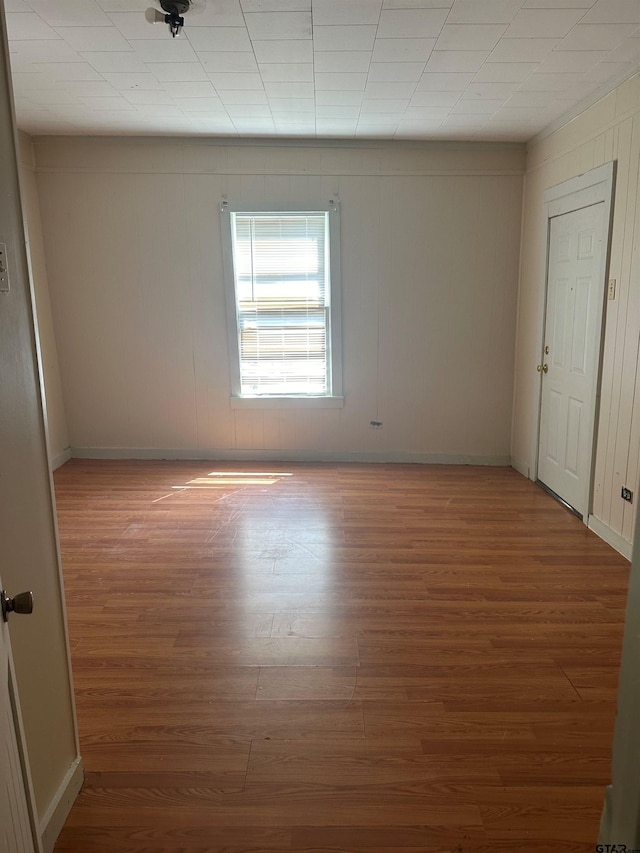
510;455;530;478
588;514;633;560
50;447;72;471
39;756;83;853
70;447;511;466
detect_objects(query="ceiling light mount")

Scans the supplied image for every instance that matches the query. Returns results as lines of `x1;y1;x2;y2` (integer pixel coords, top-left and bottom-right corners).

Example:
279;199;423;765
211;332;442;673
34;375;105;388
145;0;191;38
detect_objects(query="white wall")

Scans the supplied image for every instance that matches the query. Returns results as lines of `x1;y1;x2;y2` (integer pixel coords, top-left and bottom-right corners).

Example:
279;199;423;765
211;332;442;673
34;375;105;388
33;137;524;464
19;132;69;468
512;72;640;551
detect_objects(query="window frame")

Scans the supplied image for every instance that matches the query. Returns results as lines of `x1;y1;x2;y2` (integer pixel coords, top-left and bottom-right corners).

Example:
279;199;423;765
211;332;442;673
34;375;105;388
220;199;343;407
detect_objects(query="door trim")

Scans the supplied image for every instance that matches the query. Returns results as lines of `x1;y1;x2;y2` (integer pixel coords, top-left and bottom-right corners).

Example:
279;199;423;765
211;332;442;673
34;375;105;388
531;161;616;523
39;757;83;853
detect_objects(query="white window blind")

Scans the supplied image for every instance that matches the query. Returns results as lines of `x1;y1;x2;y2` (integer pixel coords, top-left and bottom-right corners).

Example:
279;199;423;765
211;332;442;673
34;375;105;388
230;211;332;396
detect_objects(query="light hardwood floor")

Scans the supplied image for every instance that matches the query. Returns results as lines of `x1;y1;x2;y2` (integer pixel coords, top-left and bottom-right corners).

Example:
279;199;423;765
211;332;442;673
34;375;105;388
52;460;630;853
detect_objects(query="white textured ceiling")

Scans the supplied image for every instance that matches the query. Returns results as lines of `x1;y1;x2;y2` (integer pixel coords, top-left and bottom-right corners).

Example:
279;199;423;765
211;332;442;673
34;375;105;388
5;0;640;142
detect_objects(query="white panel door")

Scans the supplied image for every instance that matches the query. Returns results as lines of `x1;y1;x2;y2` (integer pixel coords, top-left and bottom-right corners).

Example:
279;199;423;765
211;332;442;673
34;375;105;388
538;202;606;516
0;588;36;853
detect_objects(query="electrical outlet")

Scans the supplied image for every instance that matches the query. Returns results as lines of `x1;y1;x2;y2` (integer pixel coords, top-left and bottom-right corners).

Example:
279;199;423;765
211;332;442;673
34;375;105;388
621;487;633;503
608;279;616;300
0;243;9;292
369;420;383;429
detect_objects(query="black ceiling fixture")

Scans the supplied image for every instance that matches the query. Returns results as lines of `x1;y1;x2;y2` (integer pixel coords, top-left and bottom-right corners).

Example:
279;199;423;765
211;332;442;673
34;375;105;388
145;1;191;38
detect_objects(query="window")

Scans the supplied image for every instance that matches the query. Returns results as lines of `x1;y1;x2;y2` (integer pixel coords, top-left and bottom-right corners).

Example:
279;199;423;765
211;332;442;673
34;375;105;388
220;200;342;405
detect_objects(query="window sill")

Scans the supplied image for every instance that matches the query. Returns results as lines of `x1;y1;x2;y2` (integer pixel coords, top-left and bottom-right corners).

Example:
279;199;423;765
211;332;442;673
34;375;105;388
230;396;344;409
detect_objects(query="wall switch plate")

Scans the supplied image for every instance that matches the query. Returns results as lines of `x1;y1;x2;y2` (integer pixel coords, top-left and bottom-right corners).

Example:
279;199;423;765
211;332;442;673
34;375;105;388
608;279;616;300
0;243;9;292
621;487;633;503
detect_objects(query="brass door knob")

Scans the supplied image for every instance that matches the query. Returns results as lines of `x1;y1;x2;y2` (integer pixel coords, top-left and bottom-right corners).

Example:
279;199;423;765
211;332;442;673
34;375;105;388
536;364;548;373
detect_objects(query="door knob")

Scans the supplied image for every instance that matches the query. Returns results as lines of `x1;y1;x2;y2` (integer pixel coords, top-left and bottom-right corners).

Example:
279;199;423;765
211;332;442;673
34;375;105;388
537;363;548;373
1;590;33;622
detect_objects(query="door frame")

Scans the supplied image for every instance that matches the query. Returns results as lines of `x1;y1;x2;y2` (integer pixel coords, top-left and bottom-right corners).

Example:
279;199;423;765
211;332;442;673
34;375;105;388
531;161;615;525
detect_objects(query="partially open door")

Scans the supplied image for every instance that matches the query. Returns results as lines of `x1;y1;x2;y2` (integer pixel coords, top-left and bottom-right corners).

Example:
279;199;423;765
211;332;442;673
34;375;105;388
537;201;607;517
0;1;81;848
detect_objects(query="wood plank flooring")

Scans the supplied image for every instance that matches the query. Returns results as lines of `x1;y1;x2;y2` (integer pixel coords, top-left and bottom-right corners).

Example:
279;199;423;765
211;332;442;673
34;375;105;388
52;460;630;853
